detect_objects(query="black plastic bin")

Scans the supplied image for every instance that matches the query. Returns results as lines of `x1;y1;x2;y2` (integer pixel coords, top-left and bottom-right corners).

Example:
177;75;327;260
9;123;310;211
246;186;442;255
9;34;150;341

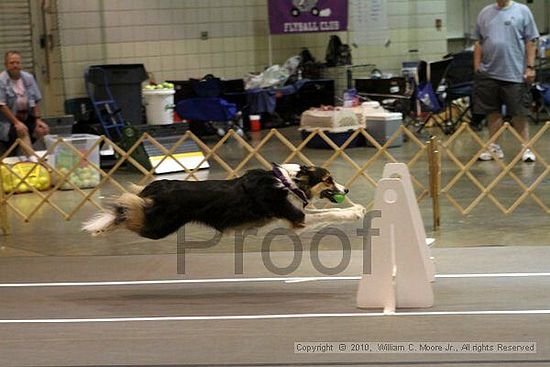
64;97;94;122
87;64;147;124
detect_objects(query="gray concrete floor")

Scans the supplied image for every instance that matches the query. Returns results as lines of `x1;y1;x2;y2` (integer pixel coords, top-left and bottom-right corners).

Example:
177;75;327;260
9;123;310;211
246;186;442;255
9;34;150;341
1;247;550;366
1;123;550;366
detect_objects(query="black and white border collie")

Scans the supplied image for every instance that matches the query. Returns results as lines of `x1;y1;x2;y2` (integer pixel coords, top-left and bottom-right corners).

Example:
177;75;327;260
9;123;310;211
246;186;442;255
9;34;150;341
83;164;366;239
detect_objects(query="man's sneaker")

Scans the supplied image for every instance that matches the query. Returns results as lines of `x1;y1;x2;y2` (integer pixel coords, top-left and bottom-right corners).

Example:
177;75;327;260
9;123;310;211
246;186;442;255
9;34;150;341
522;148;536;163
479;143;504;161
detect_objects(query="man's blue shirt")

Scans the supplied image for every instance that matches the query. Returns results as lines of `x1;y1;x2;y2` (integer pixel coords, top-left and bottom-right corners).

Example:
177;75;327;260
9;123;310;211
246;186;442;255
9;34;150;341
475;2;539;83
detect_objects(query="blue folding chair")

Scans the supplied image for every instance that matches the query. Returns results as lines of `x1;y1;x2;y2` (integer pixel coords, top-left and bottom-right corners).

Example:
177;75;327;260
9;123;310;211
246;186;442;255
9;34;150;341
444;51;476;131
534;83;550;123
412;58;454;135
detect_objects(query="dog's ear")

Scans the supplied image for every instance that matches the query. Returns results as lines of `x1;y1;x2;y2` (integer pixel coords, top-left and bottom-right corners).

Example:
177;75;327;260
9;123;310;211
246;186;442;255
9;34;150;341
298;165;311;179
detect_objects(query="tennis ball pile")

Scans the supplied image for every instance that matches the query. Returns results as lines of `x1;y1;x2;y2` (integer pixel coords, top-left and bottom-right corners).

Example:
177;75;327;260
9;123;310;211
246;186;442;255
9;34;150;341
3;175;50;193
57;166;100;190
143;82;174;90
1;164;51;193
10;176;50;192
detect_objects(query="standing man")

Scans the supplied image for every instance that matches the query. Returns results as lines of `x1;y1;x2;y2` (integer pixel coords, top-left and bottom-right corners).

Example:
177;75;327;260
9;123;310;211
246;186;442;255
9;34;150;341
473;0;539;162
0;50;49;157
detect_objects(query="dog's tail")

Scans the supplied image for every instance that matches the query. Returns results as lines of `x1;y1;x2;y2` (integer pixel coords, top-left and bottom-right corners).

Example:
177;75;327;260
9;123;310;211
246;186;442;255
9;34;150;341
82;192;149;237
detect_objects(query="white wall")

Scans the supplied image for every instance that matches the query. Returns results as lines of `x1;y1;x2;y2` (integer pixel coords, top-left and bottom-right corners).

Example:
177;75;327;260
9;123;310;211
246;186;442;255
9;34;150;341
348;0;448;73
446;0;465;38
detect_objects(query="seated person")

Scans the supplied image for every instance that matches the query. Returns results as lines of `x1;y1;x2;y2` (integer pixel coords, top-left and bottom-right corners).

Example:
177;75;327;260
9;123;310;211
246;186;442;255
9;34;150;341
0;50;49;157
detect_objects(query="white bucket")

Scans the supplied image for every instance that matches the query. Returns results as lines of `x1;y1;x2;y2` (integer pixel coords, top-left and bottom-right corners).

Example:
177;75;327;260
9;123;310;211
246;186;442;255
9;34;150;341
143;89;175;125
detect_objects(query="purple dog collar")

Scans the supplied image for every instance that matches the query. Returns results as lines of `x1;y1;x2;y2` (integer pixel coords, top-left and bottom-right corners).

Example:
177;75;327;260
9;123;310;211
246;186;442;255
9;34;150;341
272;164;309;207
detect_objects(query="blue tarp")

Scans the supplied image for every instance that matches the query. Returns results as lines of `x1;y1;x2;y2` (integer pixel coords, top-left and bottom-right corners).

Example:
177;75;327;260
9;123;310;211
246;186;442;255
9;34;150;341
176;97;237;121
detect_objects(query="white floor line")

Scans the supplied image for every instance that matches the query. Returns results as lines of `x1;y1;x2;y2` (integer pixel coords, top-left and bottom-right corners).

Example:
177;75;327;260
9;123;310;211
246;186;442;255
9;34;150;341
2;272;550;288
0;277;298;288
2;309;550;324
436;272;550;278
284;276;358;283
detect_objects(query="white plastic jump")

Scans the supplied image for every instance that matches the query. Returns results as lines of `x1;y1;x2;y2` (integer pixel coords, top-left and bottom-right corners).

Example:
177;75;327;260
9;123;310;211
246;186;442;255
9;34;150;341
382;163;436;282
356;163;435;312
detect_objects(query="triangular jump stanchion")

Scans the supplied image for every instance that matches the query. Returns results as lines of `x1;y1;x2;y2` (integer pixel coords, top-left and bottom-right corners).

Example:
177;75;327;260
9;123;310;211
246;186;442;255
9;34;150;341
357;163;434;312
382;163;436;281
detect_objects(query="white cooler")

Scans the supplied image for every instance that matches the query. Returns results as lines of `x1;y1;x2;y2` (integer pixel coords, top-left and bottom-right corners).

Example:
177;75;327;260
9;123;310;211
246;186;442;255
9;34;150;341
299;107;365;149
365;112;403;147
361;101;385;115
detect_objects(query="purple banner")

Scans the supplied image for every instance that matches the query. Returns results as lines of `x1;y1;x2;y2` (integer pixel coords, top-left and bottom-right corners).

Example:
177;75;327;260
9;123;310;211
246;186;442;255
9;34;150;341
268;0;348;34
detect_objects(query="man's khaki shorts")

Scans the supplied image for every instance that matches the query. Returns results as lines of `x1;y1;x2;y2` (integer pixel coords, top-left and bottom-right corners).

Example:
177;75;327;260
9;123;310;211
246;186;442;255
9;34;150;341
473;71;531;117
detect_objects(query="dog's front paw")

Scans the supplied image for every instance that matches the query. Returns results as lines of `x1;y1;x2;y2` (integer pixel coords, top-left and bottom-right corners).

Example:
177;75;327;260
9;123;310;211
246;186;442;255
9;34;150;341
350;205;366;221
352;204;367;216
338;206;366;222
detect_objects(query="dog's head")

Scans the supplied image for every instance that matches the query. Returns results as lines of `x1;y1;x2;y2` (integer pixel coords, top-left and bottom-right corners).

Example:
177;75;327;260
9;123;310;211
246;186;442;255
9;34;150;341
281;164;348;203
